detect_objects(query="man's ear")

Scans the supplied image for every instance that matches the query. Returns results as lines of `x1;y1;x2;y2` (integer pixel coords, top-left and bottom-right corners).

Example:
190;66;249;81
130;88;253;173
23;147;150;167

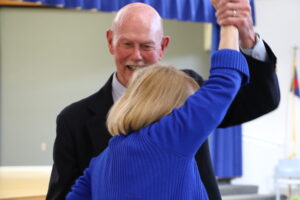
106;29;114;55
159;36;170;58
161;36;170;52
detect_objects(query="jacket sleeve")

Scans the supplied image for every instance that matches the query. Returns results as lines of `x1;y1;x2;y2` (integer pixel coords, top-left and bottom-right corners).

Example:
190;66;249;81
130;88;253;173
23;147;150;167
195;140;221;199
66;161;93;200
219;41;280;127
46;114;80;200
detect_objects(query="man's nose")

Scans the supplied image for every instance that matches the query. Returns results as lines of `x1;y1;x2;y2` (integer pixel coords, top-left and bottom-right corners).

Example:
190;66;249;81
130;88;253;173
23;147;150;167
130;46;143;61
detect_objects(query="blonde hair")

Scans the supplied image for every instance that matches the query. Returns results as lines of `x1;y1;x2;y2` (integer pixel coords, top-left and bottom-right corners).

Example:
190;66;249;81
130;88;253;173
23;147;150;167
106;65;199;136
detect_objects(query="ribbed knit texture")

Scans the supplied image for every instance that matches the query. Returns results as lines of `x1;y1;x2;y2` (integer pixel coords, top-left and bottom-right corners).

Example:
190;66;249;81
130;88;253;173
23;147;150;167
66;49;249;200
211;49;249;85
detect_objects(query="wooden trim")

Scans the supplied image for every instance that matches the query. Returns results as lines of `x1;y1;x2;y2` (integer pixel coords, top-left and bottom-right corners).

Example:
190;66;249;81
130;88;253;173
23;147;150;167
0;195;45;200
0;0;43;7
0;166;50;200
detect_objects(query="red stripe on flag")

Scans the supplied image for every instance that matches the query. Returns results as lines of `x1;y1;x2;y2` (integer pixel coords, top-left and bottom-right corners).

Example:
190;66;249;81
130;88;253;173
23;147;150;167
292;68;300;97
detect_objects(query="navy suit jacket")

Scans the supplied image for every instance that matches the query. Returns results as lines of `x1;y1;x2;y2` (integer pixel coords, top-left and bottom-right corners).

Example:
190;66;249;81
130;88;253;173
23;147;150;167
46;42;280;200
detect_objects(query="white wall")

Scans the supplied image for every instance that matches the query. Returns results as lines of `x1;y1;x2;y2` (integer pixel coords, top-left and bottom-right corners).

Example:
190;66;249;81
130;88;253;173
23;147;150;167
232;0;300;194
0;7;209;165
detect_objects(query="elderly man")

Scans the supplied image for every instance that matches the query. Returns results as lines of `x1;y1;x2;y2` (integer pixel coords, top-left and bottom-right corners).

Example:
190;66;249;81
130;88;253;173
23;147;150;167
47;1;279;200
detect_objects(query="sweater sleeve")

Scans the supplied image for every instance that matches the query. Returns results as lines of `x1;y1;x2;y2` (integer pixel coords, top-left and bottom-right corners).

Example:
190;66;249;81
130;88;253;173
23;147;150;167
146;49;249;157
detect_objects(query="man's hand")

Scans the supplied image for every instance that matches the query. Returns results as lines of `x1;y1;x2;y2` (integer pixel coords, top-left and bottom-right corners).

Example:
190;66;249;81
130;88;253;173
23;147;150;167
213;0;256;49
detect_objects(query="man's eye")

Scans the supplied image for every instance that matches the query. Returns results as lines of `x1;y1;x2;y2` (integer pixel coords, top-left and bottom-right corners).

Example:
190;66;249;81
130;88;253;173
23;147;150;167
141;44;154;51
121;43;132;48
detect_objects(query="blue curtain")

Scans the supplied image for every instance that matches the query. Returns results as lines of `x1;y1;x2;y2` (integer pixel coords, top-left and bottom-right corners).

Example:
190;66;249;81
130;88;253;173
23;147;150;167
22;0;255;24
210;125;243;178
23;0;216;23
22;0;255;178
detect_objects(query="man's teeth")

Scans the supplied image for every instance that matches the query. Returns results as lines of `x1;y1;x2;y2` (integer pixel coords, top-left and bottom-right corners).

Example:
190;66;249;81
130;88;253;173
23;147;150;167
127;65;142;70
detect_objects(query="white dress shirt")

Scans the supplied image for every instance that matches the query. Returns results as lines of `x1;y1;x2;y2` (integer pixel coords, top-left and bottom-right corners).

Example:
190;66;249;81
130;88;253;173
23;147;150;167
112;72;126;103
240;33;268;62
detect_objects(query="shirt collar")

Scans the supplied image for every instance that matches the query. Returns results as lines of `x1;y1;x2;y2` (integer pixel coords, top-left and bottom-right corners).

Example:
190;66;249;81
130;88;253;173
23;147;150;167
112;72;126;103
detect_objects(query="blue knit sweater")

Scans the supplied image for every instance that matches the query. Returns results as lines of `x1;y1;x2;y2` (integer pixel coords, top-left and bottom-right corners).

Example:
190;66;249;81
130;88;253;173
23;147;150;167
66;49;249;200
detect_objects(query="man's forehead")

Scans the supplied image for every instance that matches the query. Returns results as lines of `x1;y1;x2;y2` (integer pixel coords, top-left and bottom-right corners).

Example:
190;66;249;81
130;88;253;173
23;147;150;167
117;35;157;44
114;29;161;44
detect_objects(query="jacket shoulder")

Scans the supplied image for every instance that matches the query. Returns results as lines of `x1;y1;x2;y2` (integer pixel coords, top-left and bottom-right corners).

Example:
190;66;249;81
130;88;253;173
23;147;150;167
181;69;204;86
59;92;99;118
58;74;114;119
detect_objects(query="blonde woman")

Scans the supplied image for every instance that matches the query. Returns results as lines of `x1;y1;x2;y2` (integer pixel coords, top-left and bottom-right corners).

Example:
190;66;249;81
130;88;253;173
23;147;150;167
67;25;249;199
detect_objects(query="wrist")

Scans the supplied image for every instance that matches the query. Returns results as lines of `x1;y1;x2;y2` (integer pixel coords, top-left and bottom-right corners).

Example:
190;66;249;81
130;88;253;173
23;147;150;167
219;26;239;50
240;32;258;49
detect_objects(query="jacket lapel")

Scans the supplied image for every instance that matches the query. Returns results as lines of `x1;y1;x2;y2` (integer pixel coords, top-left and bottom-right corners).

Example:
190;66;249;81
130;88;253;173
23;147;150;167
86;74;114;155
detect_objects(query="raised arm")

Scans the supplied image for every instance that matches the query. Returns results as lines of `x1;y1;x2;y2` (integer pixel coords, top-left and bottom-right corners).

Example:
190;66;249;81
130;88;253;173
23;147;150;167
147;25;249;156
213;0;280;127
219;42;279;127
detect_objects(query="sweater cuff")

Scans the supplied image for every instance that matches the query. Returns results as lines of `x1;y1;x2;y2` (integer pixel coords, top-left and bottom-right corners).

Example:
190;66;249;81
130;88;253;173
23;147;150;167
211;49;250;85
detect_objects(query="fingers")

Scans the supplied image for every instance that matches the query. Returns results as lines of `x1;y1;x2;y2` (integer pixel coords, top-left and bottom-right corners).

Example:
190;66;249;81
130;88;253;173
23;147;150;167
217;10;251;27
215;0;252;27
214;0;256;48
216;6;251;20
216;2;251;19
215;0;248;9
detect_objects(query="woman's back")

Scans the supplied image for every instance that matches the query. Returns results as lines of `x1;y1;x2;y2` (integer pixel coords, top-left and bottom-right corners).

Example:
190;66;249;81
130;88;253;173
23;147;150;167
89;132;208;200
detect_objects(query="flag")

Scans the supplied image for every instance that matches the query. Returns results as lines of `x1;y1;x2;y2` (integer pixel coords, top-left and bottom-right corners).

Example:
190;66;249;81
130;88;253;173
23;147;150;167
291;67;300;97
